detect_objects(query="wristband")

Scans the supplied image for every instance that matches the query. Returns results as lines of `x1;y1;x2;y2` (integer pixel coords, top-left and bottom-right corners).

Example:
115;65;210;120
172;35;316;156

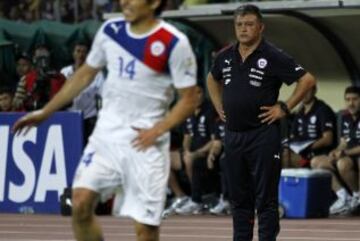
277;101;290;116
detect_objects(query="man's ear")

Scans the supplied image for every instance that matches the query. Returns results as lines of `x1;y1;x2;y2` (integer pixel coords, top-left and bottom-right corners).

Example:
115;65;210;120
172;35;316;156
260;23;265;33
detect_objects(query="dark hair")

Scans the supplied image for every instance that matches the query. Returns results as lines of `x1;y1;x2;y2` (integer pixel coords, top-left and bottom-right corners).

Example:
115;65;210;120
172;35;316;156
234;4;263;22
73;40;90;51
345;86;360;97
152;0;167;16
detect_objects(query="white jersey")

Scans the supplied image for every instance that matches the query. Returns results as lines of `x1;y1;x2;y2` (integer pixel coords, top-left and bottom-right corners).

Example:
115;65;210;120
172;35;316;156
61;65;105;119
86;17;197;143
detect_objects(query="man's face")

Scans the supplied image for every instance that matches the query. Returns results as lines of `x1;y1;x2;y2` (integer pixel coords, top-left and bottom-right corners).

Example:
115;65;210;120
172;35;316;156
73;45;88;64
234;14;264;46
119;0;159;24
16;58;32;77
0;93;13;112
345;93;360;115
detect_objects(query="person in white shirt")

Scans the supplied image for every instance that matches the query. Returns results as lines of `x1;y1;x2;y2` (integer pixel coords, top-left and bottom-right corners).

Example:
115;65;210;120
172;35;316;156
61;42;105;143
12;0;199;240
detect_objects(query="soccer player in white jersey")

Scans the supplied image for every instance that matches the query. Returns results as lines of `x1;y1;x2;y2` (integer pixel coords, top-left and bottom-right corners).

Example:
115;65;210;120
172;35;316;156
12;0;199;240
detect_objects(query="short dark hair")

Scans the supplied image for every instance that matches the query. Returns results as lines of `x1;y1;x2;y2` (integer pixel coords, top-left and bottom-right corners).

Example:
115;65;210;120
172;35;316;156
234;4;263;22
345;86;360;97
73;40;90;51
152;0;167;16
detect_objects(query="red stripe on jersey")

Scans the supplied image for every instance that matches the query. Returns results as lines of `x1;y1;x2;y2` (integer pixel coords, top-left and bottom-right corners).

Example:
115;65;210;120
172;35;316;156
143;28;176;73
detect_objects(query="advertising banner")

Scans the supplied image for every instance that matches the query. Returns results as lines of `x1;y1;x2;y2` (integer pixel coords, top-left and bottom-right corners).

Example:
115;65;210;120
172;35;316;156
0;112;83;213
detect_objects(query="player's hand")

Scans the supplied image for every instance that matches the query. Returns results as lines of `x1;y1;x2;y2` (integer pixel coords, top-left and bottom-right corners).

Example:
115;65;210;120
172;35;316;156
12;110;49;135
217;108;226;122
332;149;343;159
131;127;160;151
207;152;216;170
258;104;286;124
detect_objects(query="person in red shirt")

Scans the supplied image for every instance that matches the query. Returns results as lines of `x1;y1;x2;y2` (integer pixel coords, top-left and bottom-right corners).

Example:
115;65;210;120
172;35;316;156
22;44;65;111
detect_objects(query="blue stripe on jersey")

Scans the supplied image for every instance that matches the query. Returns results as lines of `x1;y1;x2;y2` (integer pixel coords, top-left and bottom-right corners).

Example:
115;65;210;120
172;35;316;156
103;20;146;61
164;34;179;73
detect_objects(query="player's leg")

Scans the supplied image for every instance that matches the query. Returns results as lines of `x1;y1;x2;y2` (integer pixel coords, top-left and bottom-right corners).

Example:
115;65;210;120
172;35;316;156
328;157;355;214
224;130;255;241
134;221;159;241
281;148;302;168
169;150;187;198
72;144;122;241
72;188;104;241
249;125;281;241
311;155;340;190
119;142;170;240
337;157;357;192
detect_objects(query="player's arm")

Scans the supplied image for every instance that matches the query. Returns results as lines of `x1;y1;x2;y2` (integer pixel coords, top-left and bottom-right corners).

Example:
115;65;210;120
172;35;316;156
191;140;213;159
342;145;360;157
207;73;225;121
12;64;99;133
207;137;223;169
260;72;316;124
44;64;99;114
132;86;198;151
329;137;347;158
183;133;192;153
155;86;199;136
310;130;334;150
283;73;317;112
311;113;336;150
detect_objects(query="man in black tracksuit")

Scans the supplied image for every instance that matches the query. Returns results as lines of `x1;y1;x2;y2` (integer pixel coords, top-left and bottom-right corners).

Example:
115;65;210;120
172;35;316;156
206;5;316;241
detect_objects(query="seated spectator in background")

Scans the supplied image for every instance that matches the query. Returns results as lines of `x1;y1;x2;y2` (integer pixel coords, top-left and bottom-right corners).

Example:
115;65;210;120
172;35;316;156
282;86;337;168
78;0;93;21
40;0;57;21
60;41;105;143
312;86;360;215
175;86;219;215
20;44;65;111
0;86;14;112
59;0;75;22
12;52;33;111
207;118;230;215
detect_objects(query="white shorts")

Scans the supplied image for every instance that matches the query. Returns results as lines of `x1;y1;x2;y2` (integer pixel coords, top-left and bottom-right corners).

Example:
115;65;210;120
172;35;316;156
72;137;170;226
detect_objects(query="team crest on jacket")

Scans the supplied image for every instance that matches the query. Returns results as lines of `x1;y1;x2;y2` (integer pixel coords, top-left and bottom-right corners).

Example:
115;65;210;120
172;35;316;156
257;58;268;69
151;41;165;57
310;116;317;124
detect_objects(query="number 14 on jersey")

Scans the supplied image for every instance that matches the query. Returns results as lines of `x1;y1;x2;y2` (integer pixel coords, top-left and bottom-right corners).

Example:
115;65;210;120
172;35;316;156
119;57;136;80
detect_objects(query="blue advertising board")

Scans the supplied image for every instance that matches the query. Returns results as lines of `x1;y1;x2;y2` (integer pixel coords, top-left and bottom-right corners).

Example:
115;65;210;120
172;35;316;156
0;112;83;214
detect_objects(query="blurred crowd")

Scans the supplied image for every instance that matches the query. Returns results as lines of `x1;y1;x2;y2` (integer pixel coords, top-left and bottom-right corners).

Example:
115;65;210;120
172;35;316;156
0;0;256;23
0;0;121;23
